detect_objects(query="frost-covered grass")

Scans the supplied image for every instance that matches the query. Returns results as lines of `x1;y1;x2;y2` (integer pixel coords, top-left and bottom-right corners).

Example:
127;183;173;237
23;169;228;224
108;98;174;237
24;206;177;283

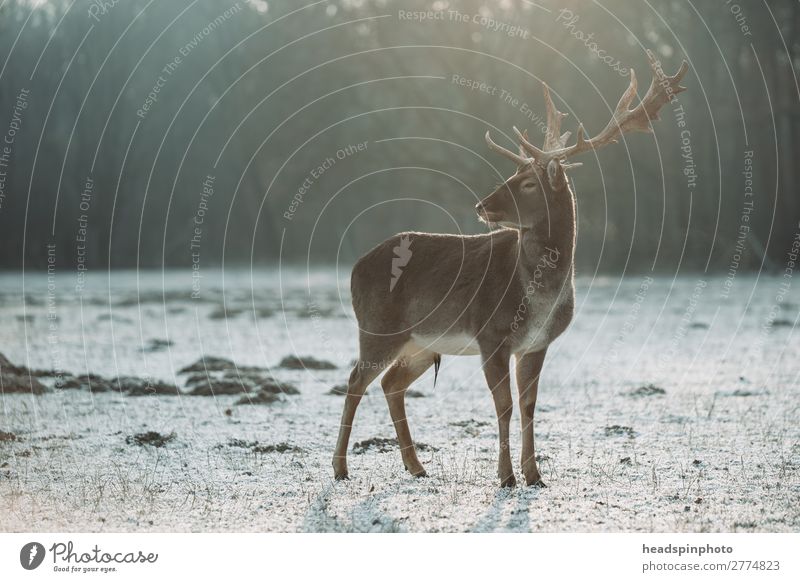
0;269;798;532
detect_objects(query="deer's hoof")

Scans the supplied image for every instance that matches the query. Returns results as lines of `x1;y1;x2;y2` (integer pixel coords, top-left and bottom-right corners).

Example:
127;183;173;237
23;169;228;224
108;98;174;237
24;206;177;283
523;471;545;487
500;474;517;488
333;460;349;480
405;462;428;477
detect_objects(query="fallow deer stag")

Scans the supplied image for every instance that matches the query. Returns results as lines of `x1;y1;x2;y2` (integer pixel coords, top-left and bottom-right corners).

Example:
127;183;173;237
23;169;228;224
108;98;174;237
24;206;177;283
333;51;687;487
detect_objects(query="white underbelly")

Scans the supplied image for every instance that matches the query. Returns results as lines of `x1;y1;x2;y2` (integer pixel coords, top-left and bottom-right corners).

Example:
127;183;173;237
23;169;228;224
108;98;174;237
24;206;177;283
410;333;481;356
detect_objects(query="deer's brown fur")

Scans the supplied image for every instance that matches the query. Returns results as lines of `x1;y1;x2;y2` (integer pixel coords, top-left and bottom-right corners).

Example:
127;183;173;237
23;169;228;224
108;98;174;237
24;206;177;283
333;52;687;487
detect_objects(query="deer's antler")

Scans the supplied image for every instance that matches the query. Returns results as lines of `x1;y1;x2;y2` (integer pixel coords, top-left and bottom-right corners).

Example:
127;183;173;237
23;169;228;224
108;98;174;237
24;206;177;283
489;50;688;167
485;130;532;166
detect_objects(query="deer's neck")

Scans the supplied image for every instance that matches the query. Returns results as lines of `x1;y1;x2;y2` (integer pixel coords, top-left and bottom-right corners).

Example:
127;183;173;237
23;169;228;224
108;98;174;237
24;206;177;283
517;187;576;286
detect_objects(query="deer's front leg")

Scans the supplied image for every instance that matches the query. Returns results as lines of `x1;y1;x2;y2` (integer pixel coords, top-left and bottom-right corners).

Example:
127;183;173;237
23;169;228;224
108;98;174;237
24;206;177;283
515;349;547;487
481;345;515;488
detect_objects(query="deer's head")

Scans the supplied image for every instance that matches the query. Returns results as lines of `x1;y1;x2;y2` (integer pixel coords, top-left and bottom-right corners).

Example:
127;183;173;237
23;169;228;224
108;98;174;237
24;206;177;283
476;155;569;230
478;50;687;230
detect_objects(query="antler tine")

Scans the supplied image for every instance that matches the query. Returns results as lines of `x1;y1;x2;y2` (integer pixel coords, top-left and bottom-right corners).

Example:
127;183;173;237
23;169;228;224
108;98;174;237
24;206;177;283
638;49;688;124
590;69;653;145
512;126;546;159
485;130;531;166
542;83;568;150
517;129;530;159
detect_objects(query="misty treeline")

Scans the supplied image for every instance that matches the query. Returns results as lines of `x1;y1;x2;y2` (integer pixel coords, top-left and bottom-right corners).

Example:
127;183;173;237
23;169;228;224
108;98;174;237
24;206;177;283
0;0;797;273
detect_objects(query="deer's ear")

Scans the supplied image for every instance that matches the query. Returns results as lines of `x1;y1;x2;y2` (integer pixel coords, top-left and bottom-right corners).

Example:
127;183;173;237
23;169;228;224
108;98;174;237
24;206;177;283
546;159;567;190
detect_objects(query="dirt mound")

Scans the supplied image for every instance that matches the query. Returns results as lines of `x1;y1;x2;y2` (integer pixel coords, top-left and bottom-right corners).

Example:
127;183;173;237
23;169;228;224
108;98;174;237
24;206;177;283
0;353;47;394
178;356;237;374
278;355;336;370
352;437;438;455
256;379;299;395
55;373;116;392
126;431;175;448
183;367;297;397
604;425;636;438
189;380;251;396
0;372;47;394
140;339;173;353
225;439;304;454
725;389;769;397
0;353;26;375
235;389;284;405
208;306;246;320
629;384;666;397
51;373;178;395
253;442;304;454
121;377;182;396
449;419;490;436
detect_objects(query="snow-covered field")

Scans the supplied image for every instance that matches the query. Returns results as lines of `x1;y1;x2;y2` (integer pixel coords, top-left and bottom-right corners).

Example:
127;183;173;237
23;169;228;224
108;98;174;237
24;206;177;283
0;269;798;532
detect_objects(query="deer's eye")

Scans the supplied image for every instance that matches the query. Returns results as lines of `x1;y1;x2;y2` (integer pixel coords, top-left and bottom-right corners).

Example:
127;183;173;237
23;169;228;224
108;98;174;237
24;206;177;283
521;181;537;191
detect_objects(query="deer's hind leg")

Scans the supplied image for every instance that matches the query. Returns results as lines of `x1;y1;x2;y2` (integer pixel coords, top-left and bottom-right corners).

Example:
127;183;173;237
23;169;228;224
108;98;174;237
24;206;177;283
333;332;406;480
381;344;437;477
